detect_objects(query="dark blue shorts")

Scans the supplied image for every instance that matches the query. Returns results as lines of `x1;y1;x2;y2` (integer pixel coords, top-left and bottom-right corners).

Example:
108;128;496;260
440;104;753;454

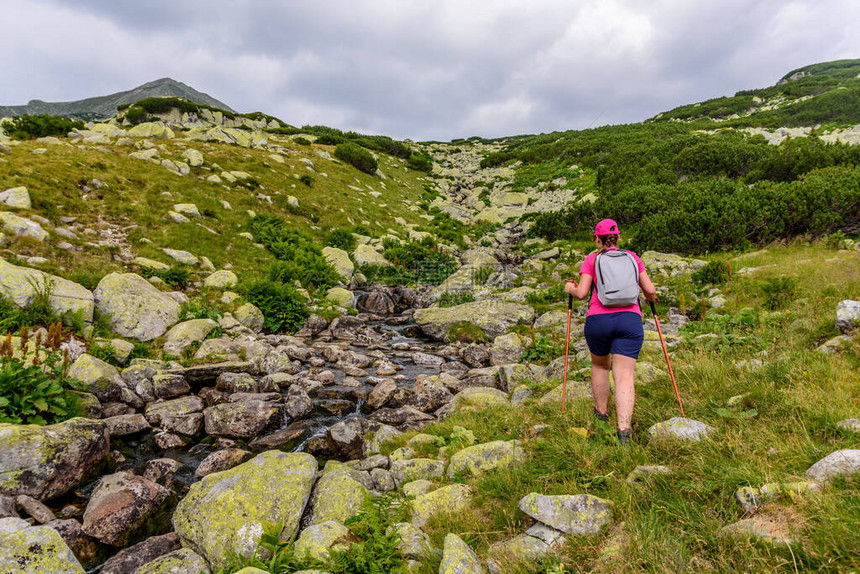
584;312;644;359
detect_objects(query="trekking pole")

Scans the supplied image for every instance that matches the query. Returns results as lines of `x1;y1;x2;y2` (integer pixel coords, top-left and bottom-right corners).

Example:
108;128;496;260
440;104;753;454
561;293;573;414
648;300;685;417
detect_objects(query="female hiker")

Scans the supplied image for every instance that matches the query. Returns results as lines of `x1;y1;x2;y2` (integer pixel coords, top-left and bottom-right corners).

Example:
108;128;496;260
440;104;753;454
564;219;657;444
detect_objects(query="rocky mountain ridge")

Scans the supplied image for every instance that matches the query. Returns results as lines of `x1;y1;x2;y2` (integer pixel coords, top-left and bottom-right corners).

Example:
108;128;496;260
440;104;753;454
0;77;235;121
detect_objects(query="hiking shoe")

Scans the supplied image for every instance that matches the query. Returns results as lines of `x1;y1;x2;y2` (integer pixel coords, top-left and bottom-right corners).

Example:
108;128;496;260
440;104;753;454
617;428;632;445
593;408;609;423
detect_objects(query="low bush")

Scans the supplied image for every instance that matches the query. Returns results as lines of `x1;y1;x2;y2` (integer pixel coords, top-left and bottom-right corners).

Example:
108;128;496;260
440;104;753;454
692;261;731;285
0;114;85;140
294;137;312;146
447;321;488;343
381;237;456;286
325;228;358;252
142;265;190;290
521;335;563;365
242;279;309;333
407;151;433;173
759;276;798;310
248;215;340;292
438;291;475;308
298;174;313;187
334;142;378;174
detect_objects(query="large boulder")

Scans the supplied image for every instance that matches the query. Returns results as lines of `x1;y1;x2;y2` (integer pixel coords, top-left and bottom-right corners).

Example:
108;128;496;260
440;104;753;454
518;493;612;535
488;333;525;366
0;212;49;241
172;451;317;570
81;472;172;546
0;418;109;501
411;484;472;528
203;400;280;438
322;247;354;282
93;273;182;341
447;440;527;479
0;186;31;209
307;463;369;525
414;300;535;341
163;319;218;356
203;270;238;289
136;548;210;574
836;300;860;334
353;244;389;267
440;533;485;574
0;258;94;323
99;532;182;574
66;354;124;402
805;449;860;483
293;520;351;562
0;517;85;573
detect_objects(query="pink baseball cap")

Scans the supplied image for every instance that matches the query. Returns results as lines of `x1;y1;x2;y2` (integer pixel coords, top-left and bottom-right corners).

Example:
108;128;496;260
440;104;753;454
594;219;619;236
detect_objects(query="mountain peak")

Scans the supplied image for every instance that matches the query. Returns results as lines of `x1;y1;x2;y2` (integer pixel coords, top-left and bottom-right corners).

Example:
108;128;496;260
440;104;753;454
0;78;235;120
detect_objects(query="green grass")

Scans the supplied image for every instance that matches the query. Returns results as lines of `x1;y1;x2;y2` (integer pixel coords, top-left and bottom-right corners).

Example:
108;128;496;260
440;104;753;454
377;244;860;573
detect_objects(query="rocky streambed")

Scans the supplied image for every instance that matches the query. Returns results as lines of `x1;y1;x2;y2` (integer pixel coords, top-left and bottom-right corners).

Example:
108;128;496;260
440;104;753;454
0;286;551;572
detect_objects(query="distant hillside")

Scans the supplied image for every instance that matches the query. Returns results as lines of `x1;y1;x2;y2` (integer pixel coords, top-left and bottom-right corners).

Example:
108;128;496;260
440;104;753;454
0;78;235;121
652;58;860;127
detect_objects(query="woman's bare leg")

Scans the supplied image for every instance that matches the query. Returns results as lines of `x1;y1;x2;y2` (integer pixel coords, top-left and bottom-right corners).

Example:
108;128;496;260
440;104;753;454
590;353;612;415
612;354;637;430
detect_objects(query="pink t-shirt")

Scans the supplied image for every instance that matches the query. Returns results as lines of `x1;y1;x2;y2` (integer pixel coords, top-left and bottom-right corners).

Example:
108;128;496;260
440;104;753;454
579;248;646;317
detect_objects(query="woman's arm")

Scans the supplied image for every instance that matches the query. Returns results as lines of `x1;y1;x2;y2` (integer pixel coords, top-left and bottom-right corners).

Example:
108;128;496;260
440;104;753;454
639;271;658;302
565;274;593;300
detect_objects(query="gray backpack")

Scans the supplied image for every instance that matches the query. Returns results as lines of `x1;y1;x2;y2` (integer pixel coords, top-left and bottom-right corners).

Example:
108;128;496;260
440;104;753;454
593;249;640;307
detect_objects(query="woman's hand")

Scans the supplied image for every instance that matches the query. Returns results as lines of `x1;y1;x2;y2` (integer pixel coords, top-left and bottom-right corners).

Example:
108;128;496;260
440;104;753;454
564;279;578;296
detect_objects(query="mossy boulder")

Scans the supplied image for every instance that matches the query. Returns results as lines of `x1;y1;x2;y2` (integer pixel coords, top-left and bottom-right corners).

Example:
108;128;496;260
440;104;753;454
390;457;446;487
128;123;175;139
0;258;94;323
0;186;31;209
0;517;86;573
234;303;265;333
518;493;612;535
163;319;218;356
0;212;49;241
322;247;354;282
414;300;534;341
646;417;716;442
203;270;238;289
326;287;355;308
411;484;473;528
136;548;210;574
93;273;182;341
0;418;109;501
66;354;124;402
293;520;351;562
173;451;318;570
308;463;369;525
451;387;510;413
439;533;485;574
353;244;389;267
447;440;527;479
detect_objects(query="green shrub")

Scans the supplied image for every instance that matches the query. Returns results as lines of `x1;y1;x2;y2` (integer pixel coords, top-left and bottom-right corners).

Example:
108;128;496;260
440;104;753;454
0;114;85;139
293;136;312;146
87;341;118;365
142;266;190;289
525;284;566;305
0;280;58;333
242;279;309;333
760;277;798;310
521;335;563;365
438;291;475;308
0;356;83;425
299;174;313;187
182;300;223;321
407;151;433;173
692;261;731;285
447;321;488;343
334;142;378;174
325;228;358;252
380;237;457;286
124;106;149;125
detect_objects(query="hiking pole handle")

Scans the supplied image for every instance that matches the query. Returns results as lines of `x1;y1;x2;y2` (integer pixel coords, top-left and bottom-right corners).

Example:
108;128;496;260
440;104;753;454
648;300;656;315
568;294;573;310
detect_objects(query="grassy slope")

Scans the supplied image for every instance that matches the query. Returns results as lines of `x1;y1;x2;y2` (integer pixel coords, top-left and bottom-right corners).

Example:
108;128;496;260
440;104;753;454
384;244;860;573
0;134;429;286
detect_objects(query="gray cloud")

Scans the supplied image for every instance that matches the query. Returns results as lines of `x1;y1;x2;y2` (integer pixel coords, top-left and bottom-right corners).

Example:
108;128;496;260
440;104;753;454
1;0;858;140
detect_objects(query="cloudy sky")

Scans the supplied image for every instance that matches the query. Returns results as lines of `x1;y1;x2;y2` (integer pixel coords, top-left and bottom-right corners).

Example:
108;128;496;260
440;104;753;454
1;1;858;141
